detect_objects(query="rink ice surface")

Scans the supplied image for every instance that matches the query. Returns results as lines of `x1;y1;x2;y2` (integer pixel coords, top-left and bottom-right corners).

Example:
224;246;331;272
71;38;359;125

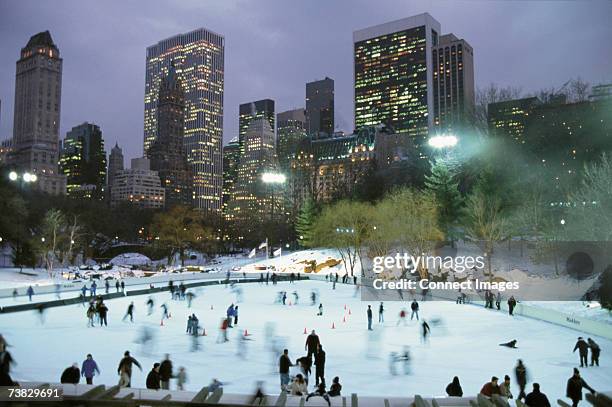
1;280;610;399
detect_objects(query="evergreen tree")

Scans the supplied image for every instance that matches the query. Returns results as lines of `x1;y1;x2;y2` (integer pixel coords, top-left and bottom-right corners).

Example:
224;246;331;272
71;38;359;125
425;159;463;244
295;199;317;247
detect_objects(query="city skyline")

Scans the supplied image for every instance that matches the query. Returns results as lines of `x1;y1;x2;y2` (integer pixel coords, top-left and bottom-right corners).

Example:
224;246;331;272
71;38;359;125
0;0;611;163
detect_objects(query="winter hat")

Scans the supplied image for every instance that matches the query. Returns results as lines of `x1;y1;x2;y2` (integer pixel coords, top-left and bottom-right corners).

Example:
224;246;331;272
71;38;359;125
492;376;499;382
504;375;510;381
573;368;579;374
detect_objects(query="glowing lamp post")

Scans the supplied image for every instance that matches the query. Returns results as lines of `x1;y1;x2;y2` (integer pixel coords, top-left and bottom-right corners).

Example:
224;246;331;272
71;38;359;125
428;134;458;149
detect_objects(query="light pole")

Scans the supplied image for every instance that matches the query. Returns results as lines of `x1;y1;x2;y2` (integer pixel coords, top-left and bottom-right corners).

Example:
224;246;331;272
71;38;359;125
8;170;38;187
261;172;286;258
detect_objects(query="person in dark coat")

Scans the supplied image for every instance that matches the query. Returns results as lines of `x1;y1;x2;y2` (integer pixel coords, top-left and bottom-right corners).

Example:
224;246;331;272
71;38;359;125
446;376;463;397
587;338;600;366
306;383;331;406
573;337;589;368
159;354;173;390
566;368;595;407
98;302;108;326
480;376;500;397
122;302;134;323
146;363;161;390
314;344;326;386
305;330;320;360
500;339;518;348
367;305;373;330
278;349;293;390
117;351;142;387
515;359;528;400
0;345;16;386
410;300;419;320
60;363;80;384
525;383;551;407
507;296;517;315
328;376;342;397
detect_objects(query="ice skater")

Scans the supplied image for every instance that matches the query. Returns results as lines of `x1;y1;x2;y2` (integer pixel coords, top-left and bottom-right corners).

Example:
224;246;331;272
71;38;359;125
507;296;517;315
186;291;195;307
378;302;384;323
161;303;169;320
117;351;142;388
317;303;323;316
123;302;135;322
90;281;97;296
389;346;411;375
573;337;589;367
500;339;518;348
367;305;373;330
97;301;108;327
421;320;431;343
515;359;528;400
396;308;408;326
305;330;320;360
566;368;595;407
587;338;600;366
87;303;96;327
233;306;239;326
410;300;419;320
146;297;154;315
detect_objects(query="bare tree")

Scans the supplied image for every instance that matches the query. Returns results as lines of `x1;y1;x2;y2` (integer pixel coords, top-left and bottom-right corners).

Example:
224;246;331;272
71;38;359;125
473;83;523;131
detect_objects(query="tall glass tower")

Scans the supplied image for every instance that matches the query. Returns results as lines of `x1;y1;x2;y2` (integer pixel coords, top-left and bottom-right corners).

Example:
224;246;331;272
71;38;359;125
144;28;224;211
353;14;440;154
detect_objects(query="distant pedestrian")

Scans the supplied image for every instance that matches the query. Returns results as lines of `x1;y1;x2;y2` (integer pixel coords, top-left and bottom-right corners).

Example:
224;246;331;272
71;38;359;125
515;359;528;400
98;301;108;326
120;281;125;292
81;354;100;385
317;303;323;316
587;338;600;366
573;337;589;368
315;344;326;386
496;292;501;310
115;281;120;292
507;296;517;315
105;280;110;294
378;302;384;323
367;305;373;330
90;281;97;296
410;300;419;320
233;306;239;326
27;286;34;301
123;302;134;323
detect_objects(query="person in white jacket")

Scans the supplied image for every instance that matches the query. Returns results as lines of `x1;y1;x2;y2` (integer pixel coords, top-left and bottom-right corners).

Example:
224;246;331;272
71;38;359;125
290;374;308;396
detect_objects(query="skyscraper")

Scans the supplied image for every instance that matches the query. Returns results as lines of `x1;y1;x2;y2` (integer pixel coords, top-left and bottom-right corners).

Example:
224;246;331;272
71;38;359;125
222;137;240;218
277;108;307;171
144;28;224;211
59;122;107;199
10;31;66;194
306;78;334;138
107;142;124;191
432;34;475;130
239;99;275;154
110;158;165;209
148;63;193;208
231;118;278;221
353;14;440;153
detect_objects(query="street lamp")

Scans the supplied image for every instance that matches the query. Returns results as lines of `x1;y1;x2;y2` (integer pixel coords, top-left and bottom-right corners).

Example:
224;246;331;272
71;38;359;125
261;172;286;257
428;134;458;149
8;170;37;184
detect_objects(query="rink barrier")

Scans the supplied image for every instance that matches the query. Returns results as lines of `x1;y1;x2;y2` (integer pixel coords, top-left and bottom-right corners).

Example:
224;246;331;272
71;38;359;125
0;275;305;314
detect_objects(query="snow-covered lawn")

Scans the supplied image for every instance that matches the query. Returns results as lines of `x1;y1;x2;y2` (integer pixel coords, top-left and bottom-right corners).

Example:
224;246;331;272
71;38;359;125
1;280;610;400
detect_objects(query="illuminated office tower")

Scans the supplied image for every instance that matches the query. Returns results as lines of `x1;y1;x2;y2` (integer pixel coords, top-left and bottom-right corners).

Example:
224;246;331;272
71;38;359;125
353;14;440;154
144;28;224;211
222;137;240;218
59;122;107;199
10;31;66;194
238;99;275;154
277;108;307;171
432;34;475;130
306;78;334;138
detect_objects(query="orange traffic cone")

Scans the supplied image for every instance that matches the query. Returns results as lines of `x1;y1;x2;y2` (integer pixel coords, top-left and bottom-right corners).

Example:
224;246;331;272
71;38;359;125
303;327;308;334
331;322;335;329
244;329;250;336
160;319;164;326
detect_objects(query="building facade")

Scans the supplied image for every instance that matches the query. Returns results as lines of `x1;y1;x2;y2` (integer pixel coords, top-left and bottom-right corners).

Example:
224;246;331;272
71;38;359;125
239;99;275;155
10;31;66;195
147;64;192;208
353;14;440;155
306;78;334;138
432;34;475;130
277;108;307;172
488;97;541;145
144;28;224;211
230;118;279;221
107;142;124;192
222;137;240;219
59;122;107;199
110;157;165;209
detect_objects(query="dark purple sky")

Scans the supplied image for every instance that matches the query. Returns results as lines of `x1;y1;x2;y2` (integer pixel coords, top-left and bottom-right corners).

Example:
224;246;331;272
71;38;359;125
1;0;611;161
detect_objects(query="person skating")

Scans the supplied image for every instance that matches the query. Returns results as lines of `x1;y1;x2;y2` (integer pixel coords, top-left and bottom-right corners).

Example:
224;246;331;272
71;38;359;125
234;305;239;326
146;297;154;315
397;308;408;326
566;368;595;407
507;296;517;315
573;337;589;367
123;302;135;323
177;367;187;390
480;376;501;397
515;359;528;400
525;383;551;407
121;281;125;292
315;344;326;386
159;354;173;390
297;355;313;384
90;281;97;296
410;300;419;320
27;285;34;301
105;280;110;294
115;280;120;292
290;374;308;396
186;315;193;334
81;285;88;298
117;351;142;387
161;303;169;320
422;320;430;342
328;376;342;397
278;349;293;391
146;363;161;390
98;301;109;327
61;363;80;384
379;302;384;323
86;304;96;327
317;303;323;316
305;382;331;407
81;354;100;385
226;304;235;327
499;375;513;399
367;305;373;330
500;339;518;348
305;330;320;360
186;291;195;308
496;292;502;310
587;338;600;366
446;376;463;397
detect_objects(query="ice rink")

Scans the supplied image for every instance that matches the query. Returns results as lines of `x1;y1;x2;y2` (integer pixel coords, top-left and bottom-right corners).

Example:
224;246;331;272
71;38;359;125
1;279;610;400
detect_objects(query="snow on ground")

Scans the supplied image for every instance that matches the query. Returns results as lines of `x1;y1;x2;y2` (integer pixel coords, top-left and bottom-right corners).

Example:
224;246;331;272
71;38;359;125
0;268;56;289
525;301;612;325
1;280;610;400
